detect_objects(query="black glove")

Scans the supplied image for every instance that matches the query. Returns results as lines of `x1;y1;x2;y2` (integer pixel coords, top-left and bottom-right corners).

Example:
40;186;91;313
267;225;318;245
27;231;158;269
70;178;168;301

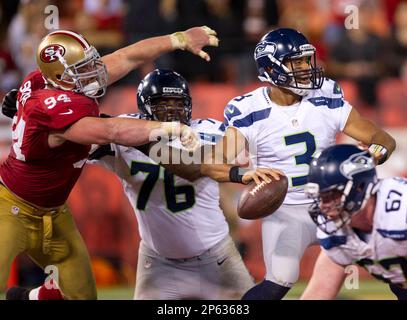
1;89;18;119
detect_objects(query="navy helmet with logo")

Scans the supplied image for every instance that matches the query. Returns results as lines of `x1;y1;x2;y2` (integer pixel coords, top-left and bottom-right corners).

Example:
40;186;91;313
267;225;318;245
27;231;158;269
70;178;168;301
305;144;377;234
137;69;192;124
254;28;324;96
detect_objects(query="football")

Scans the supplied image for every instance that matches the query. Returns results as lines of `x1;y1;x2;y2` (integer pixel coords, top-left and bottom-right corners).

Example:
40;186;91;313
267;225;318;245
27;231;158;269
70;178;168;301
237;175;288;220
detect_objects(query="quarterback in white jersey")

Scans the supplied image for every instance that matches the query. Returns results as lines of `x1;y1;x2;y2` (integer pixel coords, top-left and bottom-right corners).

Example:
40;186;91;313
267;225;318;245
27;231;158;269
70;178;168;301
200;28;396;300
90;69;253;299
302;145;407;300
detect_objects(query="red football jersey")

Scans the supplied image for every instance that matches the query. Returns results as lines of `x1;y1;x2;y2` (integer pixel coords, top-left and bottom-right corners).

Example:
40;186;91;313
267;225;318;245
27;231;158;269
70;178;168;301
0;70;99;207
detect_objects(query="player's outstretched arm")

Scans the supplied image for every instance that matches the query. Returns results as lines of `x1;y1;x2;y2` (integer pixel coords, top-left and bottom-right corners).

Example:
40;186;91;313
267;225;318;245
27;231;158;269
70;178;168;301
300;250;346;300
48;117;197;149
343;108;396;164
200;127;246;182
102;26;219;85
142;143;208;182
143;126;245;183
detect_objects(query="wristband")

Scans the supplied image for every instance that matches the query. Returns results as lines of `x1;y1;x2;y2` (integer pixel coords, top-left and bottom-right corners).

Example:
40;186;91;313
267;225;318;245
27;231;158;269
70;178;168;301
368;143;388;165
170;32;187;50
229;166;249;184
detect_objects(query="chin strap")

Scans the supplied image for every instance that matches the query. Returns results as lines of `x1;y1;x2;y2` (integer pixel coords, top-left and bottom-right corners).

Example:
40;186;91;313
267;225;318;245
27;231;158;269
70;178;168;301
259;72;310;97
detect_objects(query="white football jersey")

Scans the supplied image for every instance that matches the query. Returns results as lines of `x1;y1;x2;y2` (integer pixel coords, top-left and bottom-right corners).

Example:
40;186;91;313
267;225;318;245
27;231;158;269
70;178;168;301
90;115;229;259
318;177;407;288
222;78;352;204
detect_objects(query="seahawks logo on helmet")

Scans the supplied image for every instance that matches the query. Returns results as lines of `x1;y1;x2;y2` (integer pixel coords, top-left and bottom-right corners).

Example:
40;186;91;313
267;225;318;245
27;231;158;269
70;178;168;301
254;41;276;59
340;152;375;179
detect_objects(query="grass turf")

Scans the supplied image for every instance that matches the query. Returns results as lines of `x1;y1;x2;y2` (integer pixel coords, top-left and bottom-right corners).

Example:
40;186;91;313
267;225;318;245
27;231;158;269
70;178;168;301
0;280;395;300
95;280;395;300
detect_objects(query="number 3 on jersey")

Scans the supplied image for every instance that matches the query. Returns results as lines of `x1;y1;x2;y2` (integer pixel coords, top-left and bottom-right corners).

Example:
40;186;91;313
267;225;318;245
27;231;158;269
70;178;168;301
284;131;316;187
130;162;195;213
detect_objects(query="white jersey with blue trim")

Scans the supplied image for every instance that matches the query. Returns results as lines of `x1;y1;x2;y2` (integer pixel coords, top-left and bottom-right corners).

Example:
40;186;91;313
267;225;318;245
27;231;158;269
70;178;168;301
318;177;407;287
221;78;352;204
89;114;228;259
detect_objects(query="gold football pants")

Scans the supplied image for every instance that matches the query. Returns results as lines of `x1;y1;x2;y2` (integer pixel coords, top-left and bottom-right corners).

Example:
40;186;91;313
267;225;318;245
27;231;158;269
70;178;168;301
0;183;96;299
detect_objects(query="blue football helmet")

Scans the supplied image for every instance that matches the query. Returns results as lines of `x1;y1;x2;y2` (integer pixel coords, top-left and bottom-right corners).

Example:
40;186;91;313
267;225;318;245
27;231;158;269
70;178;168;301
254;28;324;96
305;144;377;234
137;69;192;125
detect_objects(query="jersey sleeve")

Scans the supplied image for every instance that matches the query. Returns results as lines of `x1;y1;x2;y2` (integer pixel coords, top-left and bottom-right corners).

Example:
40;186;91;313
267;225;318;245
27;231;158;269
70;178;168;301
219;94;268;143
30;91;99;130
88;143;116;171
318;78;352;132
191;118;224;146
318;230;353;266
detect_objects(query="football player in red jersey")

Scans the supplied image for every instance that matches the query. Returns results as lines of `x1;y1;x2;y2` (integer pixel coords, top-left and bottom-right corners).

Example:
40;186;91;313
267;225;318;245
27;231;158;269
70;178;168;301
0;27;218;299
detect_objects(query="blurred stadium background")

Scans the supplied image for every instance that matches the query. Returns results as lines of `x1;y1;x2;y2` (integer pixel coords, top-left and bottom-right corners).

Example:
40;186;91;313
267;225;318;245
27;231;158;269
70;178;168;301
0;0;406;299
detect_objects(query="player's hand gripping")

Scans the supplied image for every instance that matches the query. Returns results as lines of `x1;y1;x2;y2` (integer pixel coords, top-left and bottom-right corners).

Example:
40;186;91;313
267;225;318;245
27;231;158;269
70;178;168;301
170;26;219;62
242;168;285;185
160;122;201;152
179;125;200;152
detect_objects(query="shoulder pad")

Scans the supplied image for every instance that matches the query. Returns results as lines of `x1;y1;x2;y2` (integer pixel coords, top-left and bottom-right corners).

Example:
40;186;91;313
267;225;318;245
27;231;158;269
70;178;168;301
318;78;344;98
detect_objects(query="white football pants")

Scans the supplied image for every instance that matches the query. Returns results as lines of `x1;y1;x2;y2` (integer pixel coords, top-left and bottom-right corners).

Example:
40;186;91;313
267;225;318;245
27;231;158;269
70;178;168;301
134;235;254;299
262;203;318;287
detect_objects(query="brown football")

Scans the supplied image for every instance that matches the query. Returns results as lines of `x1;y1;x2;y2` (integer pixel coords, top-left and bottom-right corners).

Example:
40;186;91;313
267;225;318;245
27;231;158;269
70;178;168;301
237;175;288;220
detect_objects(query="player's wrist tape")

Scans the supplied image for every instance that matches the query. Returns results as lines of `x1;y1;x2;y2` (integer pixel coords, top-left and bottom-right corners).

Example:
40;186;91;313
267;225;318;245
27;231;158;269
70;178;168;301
229;166;249;184
170;32;187;50
368;143;388;165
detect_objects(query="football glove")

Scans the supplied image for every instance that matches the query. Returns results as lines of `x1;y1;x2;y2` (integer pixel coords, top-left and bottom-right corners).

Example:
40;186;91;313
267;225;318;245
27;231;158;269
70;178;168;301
1;89;18;119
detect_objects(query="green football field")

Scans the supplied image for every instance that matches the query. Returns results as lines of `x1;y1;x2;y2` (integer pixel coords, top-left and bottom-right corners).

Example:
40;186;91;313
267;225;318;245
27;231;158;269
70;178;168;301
95;280;396;300
0;280;395;300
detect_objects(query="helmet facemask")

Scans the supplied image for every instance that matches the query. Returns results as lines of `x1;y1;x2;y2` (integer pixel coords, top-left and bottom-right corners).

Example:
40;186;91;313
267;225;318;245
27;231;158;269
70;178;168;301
281;50;324;96
307;183;353;234
306;173;375;235
257;44;324;97
147;96;191;125
55;46;108;99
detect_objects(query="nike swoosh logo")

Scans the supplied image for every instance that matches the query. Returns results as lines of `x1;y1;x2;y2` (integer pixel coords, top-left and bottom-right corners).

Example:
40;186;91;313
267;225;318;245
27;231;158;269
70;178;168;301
59;109;73;115
227;107;234;113
217;257;228;266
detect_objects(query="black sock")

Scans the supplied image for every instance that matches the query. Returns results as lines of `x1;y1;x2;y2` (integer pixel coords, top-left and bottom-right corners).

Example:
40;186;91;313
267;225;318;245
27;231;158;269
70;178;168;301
242;280;290;300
